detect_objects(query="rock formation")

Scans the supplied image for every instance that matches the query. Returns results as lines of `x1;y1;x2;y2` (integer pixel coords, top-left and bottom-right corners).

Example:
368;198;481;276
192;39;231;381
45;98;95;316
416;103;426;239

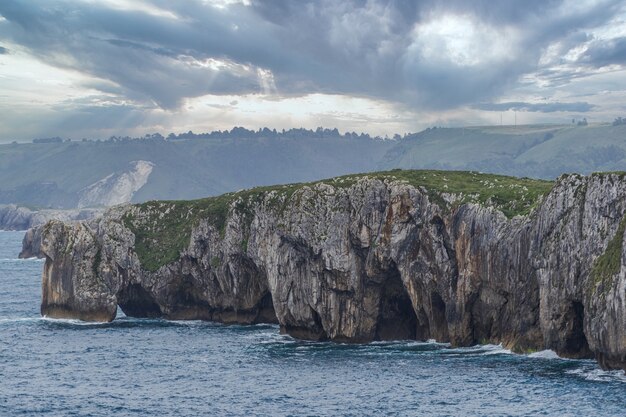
0;204;102;232
26;170;626;371
77;160;155;208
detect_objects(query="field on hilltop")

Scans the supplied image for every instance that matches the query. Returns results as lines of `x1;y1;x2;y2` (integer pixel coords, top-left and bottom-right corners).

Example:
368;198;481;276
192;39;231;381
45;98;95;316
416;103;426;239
378;123;626;178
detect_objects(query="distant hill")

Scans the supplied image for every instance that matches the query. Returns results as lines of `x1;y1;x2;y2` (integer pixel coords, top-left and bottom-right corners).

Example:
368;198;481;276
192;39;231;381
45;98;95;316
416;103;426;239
378;124;626;178
0;124;624;209
0;130;393;208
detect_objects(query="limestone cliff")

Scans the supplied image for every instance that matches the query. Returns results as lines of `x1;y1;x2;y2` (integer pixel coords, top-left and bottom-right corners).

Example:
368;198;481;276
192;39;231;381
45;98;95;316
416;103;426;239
77;160;154;208
27;170;626;371
0;204;101;232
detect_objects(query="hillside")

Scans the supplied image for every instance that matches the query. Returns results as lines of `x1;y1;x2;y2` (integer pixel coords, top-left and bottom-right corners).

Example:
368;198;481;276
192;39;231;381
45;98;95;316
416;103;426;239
378;124;626;177
0;123;624;209
0;133;392;208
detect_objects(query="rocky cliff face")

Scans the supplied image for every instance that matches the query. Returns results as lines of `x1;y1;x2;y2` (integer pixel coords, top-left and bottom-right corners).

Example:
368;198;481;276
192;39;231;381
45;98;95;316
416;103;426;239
27;171;626;371
0;204;102;232
77;160;154;208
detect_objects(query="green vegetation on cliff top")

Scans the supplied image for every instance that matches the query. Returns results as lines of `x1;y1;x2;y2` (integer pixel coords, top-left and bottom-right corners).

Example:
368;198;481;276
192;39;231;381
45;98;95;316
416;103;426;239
123;169;554;272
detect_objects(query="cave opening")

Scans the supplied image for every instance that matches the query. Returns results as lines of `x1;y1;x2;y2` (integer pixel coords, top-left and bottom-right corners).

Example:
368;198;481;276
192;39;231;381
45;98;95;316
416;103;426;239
256;292;279;324
117;284;162;318
429;291;449;341
563;300;592;358
415;307;432;340
282;307;328;341
374;266;418;341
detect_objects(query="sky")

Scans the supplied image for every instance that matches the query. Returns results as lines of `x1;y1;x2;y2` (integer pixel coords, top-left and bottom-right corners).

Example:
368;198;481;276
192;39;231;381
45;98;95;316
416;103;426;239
1;0;626;141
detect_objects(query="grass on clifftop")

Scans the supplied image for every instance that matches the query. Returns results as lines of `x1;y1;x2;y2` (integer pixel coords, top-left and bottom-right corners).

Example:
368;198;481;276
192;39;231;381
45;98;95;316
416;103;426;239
328;170;554;218
123;169;554;272
122;185;301;271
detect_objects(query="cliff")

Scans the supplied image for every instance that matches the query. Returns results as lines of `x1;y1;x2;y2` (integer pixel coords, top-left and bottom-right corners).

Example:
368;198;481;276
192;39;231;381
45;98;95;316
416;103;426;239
0;204;102;231
27;170;626;371
76;160;154;208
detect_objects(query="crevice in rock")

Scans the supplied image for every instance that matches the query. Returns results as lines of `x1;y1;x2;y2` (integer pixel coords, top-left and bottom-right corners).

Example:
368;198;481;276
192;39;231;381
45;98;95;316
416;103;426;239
255;291;278;324
415;307;431;340
117;284;162;318
429;291;449;342
562;300;592;358
374;265;418;341
282;307;328;341
164;273;212;320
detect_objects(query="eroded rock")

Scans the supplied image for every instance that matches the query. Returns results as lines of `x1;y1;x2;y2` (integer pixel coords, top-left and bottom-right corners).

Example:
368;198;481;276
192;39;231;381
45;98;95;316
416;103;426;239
32;171;626;371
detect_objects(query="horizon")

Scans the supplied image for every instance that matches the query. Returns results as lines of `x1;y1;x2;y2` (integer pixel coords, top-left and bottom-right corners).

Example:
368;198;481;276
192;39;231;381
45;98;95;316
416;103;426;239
1;120;618;144
1;1;626;141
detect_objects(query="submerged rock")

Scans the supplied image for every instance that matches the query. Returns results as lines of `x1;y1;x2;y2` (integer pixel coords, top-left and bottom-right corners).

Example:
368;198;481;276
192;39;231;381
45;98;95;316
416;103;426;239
30;170;626;371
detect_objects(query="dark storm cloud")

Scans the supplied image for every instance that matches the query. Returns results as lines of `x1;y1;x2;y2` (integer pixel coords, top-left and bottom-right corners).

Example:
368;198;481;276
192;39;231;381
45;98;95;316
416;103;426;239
0;46;7;54
0;0;624;110
473;101;595;113
51;103;147;132
580;37;626;67
0;0;267;107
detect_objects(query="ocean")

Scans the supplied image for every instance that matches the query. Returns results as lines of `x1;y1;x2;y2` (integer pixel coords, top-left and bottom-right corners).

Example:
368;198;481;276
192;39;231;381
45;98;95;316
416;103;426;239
0;230;624;416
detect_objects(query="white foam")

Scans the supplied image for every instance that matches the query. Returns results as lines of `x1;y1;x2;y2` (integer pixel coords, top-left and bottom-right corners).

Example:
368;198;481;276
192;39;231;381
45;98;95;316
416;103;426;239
567;367;626;383
450;343;513;355
480;343;513;355
160;319;207;325
369;339;450;347
258;333;294;345
0;257;44;262
425;339;452;347
40;316;110;326
528;349;561;360
0;317;41;324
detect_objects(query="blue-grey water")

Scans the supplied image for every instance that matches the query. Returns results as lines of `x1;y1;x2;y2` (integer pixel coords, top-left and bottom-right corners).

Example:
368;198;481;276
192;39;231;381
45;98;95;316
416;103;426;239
0;231;624;416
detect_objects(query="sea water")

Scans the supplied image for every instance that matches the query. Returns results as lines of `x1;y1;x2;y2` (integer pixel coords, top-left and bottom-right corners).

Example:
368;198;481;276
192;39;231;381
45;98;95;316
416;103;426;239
0;231;624;416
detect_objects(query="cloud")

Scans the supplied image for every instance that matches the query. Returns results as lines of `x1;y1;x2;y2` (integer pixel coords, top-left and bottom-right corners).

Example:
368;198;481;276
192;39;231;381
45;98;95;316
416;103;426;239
1;0;624;110
473;101;595;113
0;46;7;54
0;0;625;140
0;0;269;108
580;36;626;67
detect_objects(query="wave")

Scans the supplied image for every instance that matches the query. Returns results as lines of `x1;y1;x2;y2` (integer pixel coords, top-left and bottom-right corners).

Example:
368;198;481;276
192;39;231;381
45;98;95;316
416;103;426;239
566;367;626;383
2;314;623;382
0;315;195;328
0;317;42;324
1;314;270;331
481;344;514;355
38;315;236;331
527;349;563;360
0;257;44;262
368;339;450;347
40;316;113;326
439;343;513;356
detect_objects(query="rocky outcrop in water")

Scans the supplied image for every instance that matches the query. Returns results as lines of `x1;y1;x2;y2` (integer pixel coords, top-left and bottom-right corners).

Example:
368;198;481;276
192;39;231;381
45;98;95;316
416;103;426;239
27;171;626;371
